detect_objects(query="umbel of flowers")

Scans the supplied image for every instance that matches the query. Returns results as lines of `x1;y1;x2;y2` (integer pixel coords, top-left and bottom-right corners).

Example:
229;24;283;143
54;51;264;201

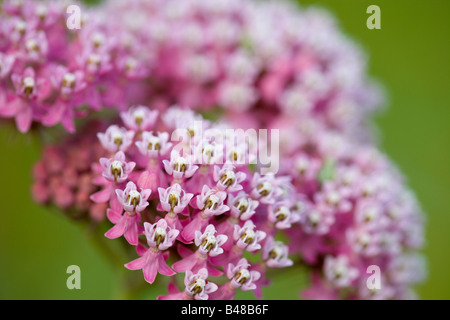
1;0;380;138
89;107;300;299
33;107;425;299
0;0;426;299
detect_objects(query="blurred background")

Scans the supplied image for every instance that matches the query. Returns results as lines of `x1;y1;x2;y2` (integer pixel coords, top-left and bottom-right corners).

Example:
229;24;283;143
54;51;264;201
0;0;448;299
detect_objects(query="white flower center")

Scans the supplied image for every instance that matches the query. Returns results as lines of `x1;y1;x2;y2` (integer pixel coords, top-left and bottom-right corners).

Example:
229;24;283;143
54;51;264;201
36;4;47;18
256;181;272;197
62;73;76;88
296;158;309;174
275;206;290;222
147;135;161;151
133;108;145;123
23;77;35;88
189;278;206;296
92;32;105;48
269;245;283;260
15;20;27;34
235;198;249;214
326;191;340;206
241;228;255;244
23;77;35;96
363;208;377;222
220;170;236;187
154;226;166;247
358;233;371;247
168;190;180;209
201;235;217;252
234;269;250;284
26;39;39;52
205;194;220;210
88;54;101;67
308;211;321;226
110;160;123;179
127;190;140;205
174;157;188;172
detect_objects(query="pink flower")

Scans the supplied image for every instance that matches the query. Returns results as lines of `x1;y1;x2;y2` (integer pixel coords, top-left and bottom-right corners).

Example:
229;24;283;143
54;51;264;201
97;125;135;153
293;155;322;181
120;106;159;131
233;220;266;253
216;193;259;250
228;192;259;221
267;201;301;229
115;181;151;213
172;225;227;275
79;51;112;76
194;185;229;216
22;0;426;300
3;67;46;132
104;208;144;246
20;31;48;63
299;205;335;235
213;163;246;192
144;219;179;250
99;151;136;183
195;225;228;257
180;185;229;242
125;219;179;284
158;268;218;300
136;131;172;158
183;268;218;300
323;255;359;288
314;181;353;214
217;81;258;112
250;173;280;205
346;227;381;257
262;237;293;268
193;140;224;165
211;258;260;300
163;150;199;180
157;183;193;215
50;66;86;98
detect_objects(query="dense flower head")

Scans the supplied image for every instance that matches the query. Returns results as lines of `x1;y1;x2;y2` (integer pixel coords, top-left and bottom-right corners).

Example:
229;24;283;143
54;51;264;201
31;121;109;221
1;0;381;135
84;108;302;297
24;0;426;300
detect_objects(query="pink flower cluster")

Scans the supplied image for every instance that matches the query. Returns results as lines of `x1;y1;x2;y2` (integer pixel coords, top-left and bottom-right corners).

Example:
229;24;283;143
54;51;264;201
0;0;154;133
20;0;425;300
281;125;426;299
87;107;297;299
32;120;109;221
1;0;380;137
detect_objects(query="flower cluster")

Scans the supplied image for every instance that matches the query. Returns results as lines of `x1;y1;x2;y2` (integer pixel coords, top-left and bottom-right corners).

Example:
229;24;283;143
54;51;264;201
1;0;380;138
0;0;154;133
88;107;298;299
31;120;109;221
23;0;426;300
281;122;426;299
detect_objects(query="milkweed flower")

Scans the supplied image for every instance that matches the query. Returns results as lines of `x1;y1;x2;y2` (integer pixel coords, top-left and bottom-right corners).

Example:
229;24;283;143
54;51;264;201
262;237;294;269
157;268;218;300
125;219;178;284
210;258;261;300
24;0;425;300
99;151;136;183
120;106;159;132
97;125;135;153
172;224;227;276
115;181;151;214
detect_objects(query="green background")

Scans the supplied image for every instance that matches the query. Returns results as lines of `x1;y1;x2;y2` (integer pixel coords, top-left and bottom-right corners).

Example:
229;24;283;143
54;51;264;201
0;0;448;299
